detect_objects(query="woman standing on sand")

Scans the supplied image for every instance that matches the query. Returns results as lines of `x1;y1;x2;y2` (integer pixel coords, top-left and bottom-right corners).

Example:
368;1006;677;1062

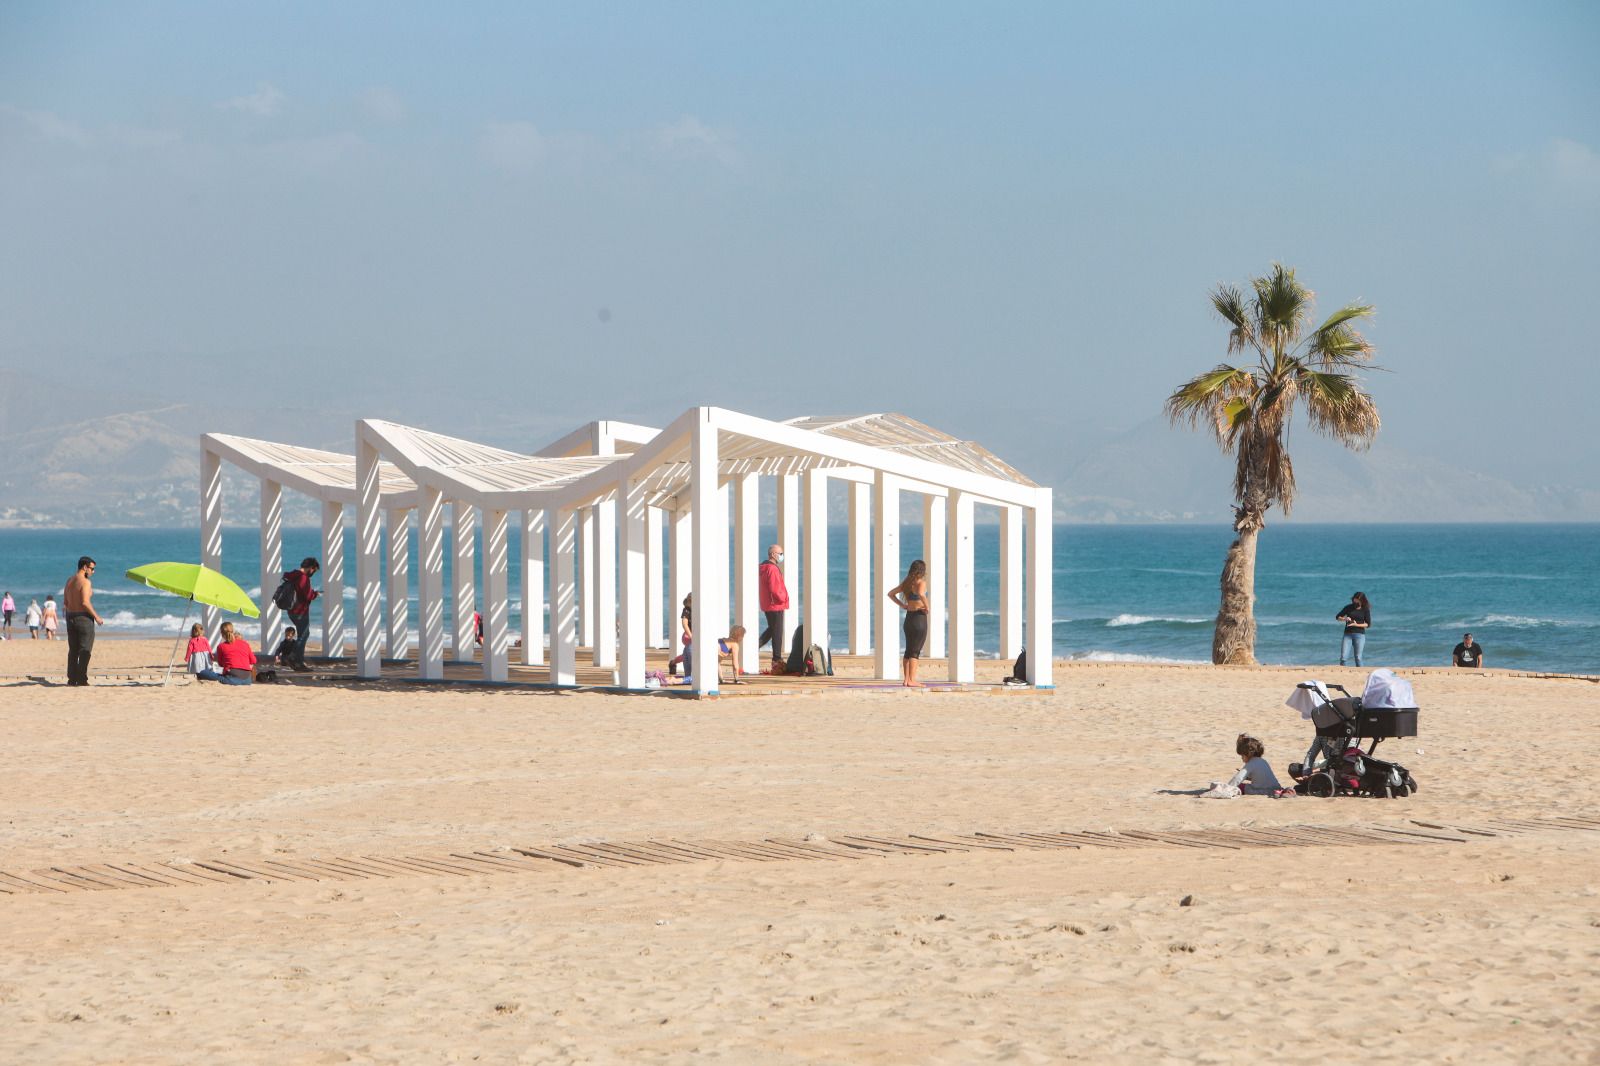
1;591;13;638
41;595;58;639
1336;591;1372;667
887;559;930;688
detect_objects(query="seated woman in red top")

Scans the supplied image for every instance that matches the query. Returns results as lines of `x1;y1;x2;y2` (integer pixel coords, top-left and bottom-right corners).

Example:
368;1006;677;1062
212;621;257;685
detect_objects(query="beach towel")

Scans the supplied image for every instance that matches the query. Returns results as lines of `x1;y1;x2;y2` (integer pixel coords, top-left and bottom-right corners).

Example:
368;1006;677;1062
1286;681;1331;719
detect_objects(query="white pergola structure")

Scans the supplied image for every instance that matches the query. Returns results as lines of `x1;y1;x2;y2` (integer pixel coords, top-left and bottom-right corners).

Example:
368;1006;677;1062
346;407;1052;696
199;435;420;654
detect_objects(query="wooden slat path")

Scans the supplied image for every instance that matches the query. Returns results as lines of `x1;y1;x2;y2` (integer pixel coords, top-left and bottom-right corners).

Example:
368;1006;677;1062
4;816;1592;899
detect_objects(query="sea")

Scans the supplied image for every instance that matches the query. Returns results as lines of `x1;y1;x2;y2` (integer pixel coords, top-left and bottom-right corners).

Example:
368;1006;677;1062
1;524;1595;675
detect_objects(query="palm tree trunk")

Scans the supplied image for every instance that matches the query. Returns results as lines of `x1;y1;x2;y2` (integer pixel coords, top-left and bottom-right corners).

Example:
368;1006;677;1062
1212;505;1262;665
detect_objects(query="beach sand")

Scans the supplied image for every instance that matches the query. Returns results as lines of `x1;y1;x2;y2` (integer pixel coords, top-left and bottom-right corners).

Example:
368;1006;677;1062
2;639;1596;1063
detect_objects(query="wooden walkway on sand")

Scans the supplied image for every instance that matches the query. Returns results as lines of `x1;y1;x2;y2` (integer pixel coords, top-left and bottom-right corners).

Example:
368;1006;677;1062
4;816;1595;898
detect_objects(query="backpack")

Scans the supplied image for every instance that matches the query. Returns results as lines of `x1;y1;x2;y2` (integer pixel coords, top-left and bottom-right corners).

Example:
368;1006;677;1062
805;643;833;677
272;574;298;611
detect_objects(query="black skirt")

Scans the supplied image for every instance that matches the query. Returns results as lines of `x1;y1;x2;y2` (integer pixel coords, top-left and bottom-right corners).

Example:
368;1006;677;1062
903;611;928;659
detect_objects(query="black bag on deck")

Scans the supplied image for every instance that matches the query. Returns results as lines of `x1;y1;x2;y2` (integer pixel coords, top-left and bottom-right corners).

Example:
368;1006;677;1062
786;625;808;676
1012;650;1026;680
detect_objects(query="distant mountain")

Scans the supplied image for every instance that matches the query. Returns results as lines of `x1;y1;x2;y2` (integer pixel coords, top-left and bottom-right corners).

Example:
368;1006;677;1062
1;371;1595;526
1049;416;1600;523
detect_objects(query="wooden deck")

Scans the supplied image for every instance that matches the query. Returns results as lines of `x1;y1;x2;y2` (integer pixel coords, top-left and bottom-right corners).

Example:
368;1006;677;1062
294;647;1047;698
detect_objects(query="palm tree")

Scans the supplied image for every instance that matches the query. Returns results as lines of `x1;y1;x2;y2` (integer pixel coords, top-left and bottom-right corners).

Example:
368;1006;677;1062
1165;264;1382;665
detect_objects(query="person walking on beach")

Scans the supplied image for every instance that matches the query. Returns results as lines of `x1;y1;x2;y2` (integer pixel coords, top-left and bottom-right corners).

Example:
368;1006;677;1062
888;559;930;688
1335;591;1371;667
281;557;319;671
758;544;789;671
25;598;42;638
1;591;14;638
41;595;58;640
1452;632;1485;669
63;556;104;686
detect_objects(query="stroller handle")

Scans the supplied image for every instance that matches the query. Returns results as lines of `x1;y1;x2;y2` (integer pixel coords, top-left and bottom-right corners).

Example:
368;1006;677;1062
1296;681;1352;696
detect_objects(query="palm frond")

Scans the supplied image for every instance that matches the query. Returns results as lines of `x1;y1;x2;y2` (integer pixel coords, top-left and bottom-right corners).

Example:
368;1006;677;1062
1210;285;1256;356
1164;365;1250;428
1298;371;1381;447
1252;264;1312;350
1306;302;1377;367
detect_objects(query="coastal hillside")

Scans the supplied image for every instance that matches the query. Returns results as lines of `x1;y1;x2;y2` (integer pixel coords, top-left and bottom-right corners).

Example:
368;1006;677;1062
2;370;1596;527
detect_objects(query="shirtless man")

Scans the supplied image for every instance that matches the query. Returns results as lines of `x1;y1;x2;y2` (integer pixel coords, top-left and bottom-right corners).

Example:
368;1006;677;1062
64;555;104;686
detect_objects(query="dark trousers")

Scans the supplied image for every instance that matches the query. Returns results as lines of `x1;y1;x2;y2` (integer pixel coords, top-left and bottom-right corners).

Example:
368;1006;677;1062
66;614;96;684
288;612;311;666
759;610;785;662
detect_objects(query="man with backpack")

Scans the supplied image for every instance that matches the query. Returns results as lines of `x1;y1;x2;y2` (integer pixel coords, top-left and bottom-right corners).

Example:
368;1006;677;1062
758;544;789;672
275;557;320;671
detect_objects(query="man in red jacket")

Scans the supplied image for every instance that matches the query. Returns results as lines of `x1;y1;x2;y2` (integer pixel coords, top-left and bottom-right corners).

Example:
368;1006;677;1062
758;544;789;671
283;557;320;671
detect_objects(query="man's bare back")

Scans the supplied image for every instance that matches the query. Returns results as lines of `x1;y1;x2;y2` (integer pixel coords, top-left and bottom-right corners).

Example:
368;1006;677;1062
65;566;103;623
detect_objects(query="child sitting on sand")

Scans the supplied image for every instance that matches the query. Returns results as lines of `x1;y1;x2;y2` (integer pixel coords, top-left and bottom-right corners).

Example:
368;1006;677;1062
1202;734;1289;797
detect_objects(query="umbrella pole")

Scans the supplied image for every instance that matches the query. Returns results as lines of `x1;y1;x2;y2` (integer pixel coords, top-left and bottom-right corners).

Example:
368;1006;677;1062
165;601;192;686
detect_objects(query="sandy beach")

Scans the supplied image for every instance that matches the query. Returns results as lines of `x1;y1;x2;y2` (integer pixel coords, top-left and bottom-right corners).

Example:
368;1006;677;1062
1;638;1596;1064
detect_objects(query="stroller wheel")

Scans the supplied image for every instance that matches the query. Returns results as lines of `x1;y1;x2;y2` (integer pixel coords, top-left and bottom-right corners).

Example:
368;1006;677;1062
1300;772;1336;798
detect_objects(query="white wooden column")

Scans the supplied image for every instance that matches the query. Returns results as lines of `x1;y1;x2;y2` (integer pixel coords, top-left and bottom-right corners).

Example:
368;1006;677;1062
199;445;223;644
776;474;800;658
645;506;665;648
320;500;345;658
593;498;617;668
355;439;383;678
482;507;509;682
733;473;760;674
552;508;578;686
999;504;1023;660
579;506;595;649
521;509;545;666
618;480;648;690
670;505;692;644
690;412;725;695
451;501;476;663
386;509;409;660
946;490;975;683
417;485;446;680
923;494;946;659
848;480;871;655
873;473;901;680
802;468;829;654
1025;490;1054;688
259;479;284;652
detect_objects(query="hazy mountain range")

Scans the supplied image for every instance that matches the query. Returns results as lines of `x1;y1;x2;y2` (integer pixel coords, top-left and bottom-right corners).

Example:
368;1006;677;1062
1;367;1595;528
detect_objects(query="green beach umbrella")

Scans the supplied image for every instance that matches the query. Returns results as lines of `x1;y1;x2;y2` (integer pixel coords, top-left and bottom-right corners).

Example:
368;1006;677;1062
124;562;260;685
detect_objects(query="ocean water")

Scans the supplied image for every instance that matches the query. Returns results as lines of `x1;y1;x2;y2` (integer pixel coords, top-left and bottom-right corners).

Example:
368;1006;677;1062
1;524;1595;675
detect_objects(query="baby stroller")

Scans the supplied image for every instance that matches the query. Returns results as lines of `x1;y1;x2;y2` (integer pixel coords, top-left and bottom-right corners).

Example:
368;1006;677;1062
1286;671;1419;798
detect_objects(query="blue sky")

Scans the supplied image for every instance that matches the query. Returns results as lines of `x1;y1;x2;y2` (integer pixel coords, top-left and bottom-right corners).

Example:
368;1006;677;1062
2;1;1597;489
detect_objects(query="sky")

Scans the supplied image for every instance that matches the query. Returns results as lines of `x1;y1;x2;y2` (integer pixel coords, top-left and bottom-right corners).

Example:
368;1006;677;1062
2;1;1597;491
